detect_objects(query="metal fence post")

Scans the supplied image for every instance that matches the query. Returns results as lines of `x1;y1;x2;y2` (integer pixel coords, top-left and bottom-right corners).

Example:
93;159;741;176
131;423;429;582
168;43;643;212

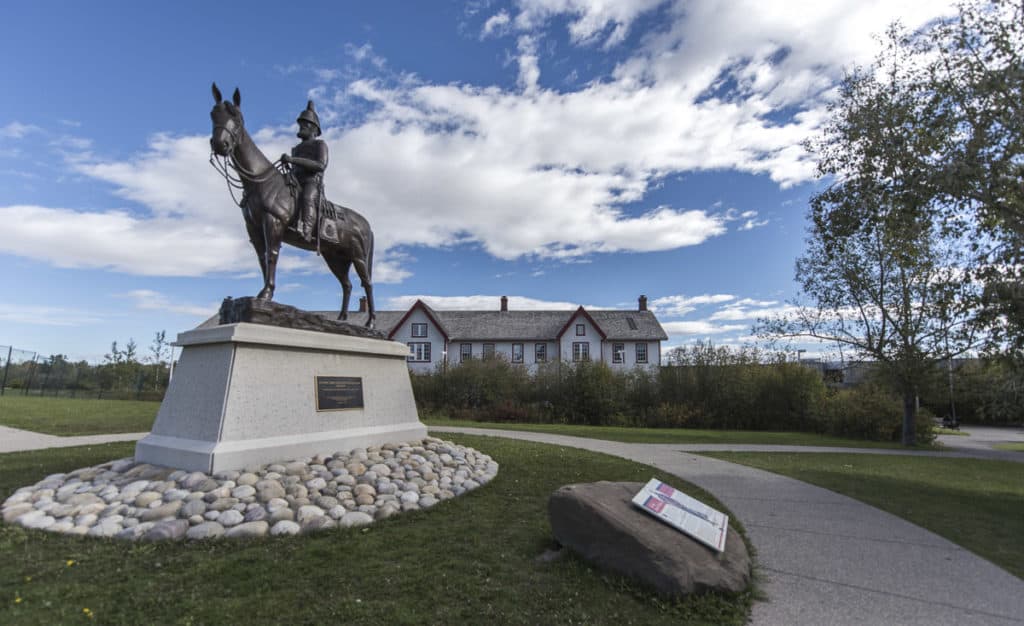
23;353;38;396
0;345;11;396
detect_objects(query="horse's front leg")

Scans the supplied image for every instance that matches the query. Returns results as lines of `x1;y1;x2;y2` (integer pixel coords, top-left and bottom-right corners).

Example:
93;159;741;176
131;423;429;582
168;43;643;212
256;213;284;301
244;215;268;286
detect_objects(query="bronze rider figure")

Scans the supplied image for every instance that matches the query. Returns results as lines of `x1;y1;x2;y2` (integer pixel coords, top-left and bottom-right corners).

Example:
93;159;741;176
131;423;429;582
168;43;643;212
281;100;327;242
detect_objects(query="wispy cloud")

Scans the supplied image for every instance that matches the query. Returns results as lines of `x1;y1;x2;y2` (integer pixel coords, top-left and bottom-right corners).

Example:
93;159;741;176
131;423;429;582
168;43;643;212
120;290;218;317
0;122;41;139
662;320;748;335
650;294;735;317
738;217;770;231
344;43;386;69
509;0;667;48
709;303;799;321
481;10;511;38
0;303;104;327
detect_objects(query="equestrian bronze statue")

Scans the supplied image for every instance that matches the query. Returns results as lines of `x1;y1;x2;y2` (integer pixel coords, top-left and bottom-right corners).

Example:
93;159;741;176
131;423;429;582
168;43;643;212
209;83;375;327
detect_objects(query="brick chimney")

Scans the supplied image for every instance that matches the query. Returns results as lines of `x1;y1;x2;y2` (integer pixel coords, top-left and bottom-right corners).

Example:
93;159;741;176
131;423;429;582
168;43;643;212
358;296;367;313
638;295;648;311
500;295;508;312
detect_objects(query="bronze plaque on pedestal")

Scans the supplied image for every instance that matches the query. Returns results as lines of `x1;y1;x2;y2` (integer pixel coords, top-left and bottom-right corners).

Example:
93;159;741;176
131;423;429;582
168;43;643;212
315;376;364;411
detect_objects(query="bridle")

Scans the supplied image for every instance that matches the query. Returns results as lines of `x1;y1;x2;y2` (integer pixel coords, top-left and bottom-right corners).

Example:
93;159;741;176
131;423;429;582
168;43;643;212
209;110;283;207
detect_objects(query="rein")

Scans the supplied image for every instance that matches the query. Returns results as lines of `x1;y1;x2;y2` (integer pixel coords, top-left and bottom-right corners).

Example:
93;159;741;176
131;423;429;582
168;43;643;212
209;122;286;208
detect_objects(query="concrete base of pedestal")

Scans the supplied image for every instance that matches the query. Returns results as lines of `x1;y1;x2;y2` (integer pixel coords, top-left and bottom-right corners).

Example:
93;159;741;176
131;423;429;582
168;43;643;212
134;323;426;473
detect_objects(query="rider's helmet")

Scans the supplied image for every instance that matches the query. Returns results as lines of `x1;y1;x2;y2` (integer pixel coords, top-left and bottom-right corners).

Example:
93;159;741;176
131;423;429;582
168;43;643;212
297;101;322;136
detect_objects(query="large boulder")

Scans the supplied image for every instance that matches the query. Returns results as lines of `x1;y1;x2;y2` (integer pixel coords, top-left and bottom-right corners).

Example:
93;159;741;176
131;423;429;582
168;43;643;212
548;481;750;596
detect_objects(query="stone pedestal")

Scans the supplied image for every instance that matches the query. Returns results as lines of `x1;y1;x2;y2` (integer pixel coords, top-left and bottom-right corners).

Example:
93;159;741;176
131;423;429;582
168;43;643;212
134;323;426;473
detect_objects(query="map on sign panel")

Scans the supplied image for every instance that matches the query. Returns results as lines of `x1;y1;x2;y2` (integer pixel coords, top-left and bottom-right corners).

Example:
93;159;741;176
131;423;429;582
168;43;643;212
631;478;729;552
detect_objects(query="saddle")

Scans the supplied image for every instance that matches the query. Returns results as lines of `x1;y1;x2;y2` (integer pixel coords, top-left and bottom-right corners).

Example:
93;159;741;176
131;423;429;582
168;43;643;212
282;171;345;245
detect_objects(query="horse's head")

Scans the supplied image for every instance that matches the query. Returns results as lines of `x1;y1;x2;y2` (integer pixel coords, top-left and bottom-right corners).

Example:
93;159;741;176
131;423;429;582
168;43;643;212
210;83;244;157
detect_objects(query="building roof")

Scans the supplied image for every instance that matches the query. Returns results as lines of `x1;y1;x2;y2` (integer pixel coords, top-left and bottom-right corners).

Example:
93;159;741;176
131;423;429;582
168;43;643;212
337;309;666;341
198;302;668;341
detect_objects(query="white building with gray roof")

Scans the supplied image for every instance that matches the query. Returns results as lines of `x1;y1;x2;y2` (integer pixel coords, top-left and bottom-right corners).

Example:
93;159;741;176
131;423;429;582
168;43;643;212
348;295;668;373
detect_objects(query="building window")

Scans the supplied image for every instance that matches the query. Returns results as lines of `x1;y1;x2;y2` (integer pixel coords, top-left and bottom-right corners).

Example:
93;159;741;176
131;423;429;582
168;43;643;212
612;343;625;364
572;342;589;362
576;323;586;336
460;343;472;362
535;343;547;363
483;343;495;359
512;343;524;363
635;343;648;364
408;342;431;362
411;323;427;338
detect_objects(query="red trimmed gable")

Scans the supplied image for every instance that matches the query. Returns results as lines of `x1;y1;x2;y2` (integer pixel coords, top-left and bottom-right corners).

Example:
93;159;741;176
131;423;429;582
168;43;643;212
556;306;607;340
387;299;450;341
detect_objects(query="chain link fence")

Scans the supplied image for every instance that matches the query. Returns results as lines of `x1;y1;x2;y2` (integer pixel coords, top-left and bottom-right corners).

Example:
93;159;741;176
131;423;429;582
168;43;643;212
0;345;171;401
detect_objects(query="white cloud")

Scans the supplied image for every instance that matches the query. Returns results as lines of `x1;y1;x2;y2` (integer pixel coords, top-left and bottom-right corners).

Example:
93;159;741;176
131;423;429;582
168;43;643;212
510;0;667;47
516;35;541;92
315;68;342;82
0;303;104;327
120;290;218;317
662;320;748;335
709;303;800;321
386;294;585;311
0;204;248;276
482;10;512;38
1;1;961;281
344;43;386;69
0;122;41;139
650;294;735;317
730;298;779;307
739;217;770;231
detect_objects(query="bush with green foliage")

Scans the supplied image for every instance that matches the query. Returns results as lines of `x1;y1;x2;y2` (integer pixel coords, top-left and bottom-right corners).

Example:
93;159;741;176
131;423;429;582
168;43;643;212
411;344;939;443
917;358;1024;425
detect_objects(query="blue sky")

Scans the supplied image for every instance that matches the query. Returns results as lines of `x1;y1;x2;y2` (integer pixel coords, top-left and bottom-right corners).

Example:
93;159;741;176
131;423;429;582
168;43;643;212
1;0;956;362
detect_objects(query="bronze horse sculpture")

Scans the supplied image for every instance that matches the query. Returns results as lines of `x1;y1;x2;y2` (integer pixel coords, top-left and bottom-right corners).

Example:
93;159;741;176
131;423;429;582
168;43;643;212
209;83;375;327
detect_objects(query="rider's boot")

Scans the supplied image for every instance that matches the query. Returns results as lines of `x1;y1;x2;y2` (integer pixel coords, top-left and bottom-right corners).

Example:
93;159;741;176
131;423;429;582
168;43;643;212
299;210;314;242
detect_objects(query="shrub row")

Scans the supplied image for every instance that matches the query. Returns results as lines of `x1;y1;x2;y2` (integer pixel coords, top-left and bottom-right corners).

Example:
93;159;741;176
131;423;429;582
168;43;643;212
411;344;935;443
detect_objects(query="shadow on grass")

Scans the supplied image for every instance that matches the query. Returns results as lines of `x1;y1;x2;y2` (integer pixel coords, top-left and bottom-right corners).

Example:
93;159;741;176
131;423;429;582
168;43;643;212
2;438;754;625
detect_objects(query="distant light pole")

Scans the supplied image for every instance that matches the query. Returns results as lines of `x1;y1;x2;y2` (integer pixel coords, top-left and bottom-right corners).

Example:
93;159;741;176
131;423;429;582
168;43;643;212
796;349;806;363
947;355;957;425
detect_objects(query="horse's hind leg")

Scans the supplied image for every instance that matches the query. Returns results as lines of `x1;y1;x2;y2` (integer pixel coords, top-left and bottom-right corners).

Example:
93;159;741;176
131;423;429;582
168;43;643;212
352;258;374;328
323;253;353;320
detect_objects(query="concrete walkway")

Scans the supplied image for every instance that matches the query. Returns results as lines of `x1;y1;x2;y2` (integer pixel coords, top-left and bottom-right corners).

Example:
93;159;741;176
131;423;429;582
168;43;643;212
0;425;147;454
936;424;1024;458
2;424;1022;624
435;426;1024;626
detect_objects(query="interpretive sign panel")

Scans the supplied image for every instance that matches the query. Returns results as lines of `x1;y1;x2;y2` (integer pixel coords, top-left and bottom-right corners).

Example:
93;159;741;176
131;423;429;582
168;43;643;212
315;376;364;411
632;477;729;552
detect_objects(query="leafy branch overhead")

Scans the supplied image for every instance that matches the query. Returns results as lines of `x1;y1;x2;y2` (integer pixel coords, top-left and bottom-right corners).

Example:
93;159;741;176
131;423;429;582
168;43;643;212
759;0;1023;445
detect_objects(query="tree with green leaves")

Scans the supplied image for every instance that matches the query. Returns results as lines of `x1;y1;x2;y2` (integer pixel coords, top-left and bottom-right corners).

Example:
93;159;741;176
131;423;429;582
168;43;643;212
928;0;1024;359
760;26;981;446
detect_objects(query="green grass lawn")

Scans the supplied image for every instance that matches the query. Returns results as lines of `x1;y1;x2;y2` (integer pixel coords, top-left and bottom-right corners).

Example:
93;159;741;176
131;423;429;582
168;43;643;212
933;426;968;436
0;396;158;436
993;442;1024;452
701;451;1024;580
1;437;753;625
423;417;930;449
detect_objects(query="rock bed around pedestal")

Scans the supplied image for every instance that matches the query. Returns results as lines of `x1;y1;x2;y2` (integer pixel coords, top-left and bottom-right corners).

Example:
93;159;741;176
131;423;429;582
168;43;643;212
1;437;498;541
